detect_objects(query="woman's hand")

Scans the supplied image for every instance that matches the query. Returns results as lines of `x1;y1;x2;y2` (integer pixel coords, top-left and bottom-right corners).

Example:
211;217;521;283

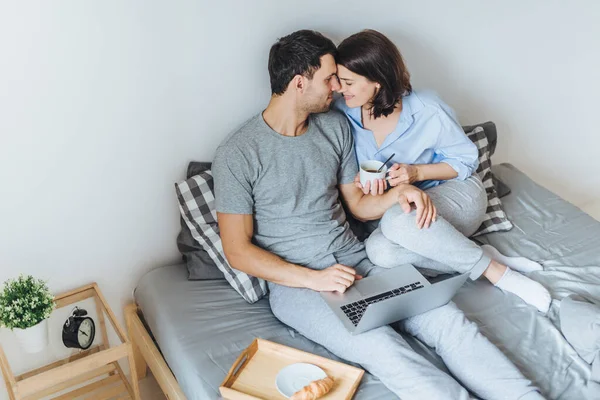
387;163;421;186
354;173;387;196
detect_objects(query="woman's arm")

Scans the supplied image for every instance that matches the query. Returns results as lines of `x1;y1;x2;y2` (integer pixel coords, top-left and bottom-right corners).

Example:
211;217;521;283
388;99;478;185
429;103;479;180
387;162;458;186
416;162;458;181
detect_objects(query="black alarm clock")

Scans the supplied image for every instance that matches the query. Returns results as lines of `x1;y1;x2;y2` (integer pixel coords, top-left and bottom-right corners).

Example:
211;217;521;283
62;307;96;350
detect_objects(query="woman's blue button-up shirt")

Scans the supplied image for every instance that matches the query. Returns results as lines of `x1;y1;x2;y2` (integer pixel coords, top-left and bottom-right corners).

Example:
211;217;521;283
333;90;478;190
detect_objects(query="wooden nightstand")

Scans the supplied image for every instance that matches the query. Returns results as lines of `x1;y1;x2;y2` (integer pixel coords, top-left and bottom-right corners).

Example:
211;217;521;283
0;283;141;400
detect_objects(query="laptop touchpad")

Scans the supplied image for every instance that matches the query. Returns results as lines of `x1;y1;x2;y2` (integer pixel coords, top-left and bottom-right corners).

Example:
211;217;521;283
353;277;384;296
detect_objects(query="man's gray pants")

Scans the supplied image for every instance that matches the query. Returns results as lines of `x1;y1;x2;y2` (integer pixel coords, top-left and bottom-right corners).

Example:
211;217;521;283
268;176;543;399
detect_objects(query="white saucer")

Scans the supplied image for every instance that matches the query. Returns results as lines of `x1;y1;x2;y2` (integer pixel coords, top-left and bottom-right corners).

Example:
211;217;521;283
275;363;327;398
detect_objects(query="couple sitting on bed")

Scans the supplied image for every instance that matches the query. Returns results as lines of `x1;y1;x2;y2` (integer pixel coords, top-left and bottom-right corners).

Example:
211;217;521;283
214;29;549;399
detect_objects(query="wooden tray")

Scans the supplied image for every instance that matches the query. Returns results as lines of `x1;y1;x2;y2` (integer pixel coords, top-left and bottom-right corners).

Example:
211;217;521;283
220;338;364;400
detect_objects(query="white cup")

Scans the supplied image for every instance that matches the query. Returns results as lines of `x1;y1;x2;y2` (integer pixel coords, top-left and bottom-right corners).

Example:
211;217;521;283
359;160;387;187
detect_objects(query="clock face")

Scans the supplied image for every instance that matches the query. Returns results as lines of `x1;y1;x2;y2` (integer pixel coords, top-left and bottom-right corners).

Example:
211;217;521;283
77;319;95;348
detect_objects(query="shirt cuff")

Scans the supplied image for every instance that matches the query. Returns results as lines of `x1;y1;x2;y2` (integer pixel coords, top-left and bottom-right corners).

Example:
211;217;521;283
441;159;472;181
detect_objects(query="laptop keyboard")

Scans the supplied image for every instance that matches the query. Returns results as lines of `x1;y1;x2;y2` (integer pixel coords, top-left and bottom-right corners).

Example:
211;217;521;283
341;281;425;326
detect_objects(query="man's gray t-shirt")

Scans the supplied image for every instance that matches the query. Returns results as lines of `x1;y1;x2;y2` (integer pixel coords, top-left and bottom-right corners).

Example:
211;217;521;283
213;111;360;266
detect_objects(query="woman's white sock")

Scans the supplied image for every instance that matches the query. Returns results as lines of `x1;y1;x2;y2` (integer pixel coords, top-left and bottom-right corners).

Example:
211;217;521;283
494;267;551;314
481;244;543;274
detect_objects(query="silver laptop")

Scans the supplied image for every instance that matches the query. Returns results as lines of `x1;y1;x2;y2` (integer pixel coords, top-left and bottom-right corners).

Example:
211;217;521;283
320;264;469;335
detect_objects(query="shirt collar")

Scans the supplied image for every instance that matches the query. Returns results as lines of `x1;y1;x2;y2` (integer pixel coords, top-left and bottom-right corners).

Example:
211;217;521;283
400;91;423;120
374;91;423;152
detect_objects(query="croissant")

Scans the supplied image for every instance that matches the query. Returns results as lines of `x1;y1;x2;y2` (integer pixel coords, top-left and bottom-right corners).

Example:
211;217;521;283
289;376;334;400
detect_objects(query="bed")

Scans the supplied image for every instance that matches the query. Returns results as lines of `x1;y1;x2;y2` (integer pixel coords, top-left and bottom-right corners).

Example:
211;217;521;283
128;163;600;399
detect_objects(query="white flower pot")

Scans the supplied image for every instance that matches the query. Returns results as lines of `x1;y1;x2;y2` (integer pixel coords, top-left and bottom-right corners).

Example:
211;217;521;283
13;319;49;353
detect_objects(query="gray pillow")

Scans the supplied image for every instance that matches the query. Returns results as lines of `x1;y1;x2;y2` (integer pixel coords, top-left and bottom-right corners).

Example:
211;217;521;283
493;174;511;198
176;161;224;280
176;218;223;280
187;161;212;179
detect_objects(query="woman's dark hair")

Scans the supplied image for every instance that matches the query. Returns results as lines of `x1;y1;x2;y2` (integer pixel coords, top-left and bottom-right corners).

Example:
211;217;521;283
268;30;337;95
336;29;412;118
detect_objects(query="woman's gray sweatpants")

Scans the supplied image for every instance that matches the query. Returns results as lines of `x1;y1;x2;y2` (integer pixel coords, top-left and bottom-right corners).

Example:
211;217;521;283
366;174;493;279
268;243;542;399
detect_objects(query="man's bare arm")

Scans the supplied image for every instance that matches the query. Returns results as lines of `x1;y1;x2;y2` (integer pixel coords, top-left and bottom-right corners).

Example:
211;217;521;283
339;183;436;229
218;213;359;292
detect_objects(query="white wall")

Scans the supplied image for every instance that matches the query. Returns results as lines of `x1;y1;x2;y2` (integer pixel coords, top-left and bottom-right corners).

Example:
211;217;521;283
0;0;598;397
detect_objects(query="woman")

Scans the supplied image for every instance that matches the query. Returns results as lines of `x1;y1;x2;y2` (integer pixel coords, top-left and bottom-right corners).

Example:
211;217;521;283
334;29;551;313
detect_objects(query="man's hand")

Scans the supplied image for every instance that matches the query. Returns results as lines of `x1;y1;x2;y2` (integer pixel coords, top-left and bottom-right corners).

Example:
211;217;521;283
395;184;437;229
387;163;421;186
306;264;363;293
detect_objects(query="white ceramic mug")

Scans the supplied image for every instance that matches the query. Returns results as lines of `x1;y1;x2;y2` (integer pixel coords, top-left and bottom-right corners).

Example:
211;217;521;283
359;160;387;187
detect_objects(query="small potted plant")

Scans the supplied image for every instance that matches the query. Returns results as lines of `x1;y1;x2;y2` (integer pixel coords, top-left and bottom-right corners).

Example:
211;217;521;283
0;275;55;353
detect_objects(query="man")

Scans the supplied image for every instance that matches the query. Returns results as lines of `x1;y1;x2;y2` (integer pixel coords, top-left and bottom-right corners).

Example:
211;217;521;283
213;30;543;400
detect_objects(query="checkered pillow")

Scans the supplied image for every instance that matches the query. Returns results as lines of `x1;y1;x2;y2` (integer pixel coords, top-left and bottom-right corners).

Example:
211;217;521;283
175;170;268;303
467;126;514;236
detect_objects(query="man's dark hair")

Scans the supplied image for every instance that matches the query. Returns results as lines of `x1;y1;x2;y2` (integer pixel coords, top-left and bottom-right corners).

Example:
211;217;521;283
336;29;412;119
268;30;336;95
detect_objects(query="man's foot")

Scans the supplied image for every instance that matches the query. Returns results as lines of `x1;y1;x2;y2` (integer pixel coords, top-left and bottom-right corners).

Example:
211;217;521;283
494;267;551;314
482;244;543;274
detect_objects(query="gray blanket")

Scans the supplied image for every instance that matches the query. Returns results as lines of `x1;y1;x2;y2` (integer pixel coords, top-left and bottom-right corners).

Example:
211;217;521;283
135;163;600;399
